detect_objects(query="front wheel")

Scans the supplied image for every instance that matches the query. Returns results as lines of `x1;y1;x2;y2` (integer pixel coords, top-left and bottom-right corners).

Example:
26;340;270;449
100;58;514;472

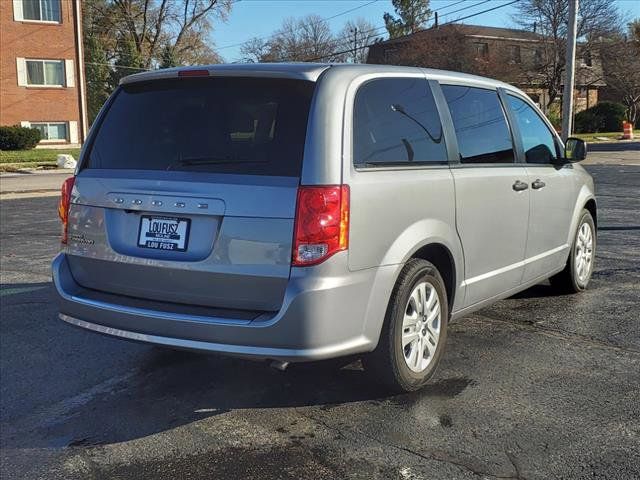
364;259;448;392
550;209;596;293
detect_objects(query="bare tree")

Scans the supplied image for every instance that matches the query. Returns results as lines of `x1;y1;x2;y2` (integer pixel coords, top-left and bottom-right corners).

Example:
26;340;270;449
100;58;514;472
513;0;622;108
240;15;339;62
240;37;276;63
83;0;231;121
600;23;640;125
338;18;381;63
91;0;231;68
386;25;522;83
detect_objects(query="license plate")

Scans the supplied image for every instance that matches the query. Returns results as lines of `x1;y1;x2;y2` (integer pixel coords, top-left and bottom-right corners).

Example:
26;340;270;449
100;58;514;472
137;216;190;252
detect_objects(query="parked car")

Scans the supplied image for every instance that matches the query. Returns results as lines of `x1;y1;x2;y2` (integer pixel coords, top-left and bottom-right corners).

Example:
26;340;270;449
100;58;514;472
53;64;596;392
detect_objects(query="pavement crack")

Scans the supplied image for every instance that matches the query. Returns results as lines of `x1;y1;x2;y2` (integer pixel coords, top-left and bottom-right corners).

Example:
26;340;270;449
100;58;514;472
504;446;526;480
468;313;640;356
301;410;518;479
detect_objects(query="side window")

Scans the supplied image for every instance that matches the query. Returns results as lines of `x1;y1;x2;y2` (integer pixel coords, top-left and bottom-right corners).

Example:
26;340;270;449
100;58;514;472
441;85;515;164
507;95;558;164
353;78;447;166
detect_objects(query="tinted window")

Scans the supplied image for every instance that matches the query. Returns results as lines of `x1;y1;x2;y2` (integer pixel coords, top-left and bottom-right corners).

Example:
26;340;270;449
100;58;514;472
87;77;315;176
353;78;447;166
507;95;558;164
442;85;514;164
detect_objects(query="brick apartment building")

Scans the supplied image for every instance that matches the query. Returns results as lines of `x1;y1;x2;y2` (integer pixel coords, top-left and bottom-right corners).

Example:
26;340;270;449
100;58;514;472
367;24;605;115
1;0;88;146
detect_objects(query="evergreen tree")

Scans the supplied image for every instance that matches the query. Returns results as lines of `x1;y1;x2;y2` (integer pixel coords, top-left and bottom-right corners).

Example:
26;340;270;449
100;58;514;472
84;35;111;124
159;44;180;68
384;0;430;39
111;38;145;87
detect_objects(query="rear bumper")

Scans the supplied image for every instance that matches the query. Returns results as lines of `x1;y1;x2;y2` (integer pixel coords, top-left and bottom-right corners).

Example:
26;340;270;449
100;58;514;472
52;253;396;361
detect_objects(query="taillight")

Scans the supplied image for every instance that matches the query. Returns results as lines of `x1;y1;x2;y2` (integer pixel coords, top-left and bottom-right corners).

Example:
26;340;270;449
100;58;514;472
292;185;349;266
58;177;75;244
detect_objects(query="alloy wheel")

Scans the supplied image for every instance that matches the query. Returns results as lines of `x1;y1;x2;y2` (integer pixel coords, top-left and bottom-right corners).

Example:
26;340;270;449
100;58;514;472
575;221;594;284
401;281;441;373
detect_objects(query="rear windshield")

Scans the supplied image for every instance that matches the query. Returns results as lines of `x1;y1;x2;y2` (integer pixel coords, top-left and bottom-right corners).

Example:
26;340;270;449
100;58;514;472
86;77;316;176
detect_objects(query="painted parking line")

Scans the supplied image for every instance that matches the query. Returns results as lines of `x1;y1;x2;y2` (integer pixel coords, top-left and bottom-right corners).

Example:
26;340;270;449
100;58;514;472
1;190;61;200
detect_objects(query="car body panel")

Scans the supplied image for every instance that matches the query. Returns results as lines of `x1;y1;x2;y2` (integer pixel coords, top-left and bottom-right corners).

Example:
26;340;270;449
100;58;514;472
451;166;530;306
66;171;298;311
523;163;578;280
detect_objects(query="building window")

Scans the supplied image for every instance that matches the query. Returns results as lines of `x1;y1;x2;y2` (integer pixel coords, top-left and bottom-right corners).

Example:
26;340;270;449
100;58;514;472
581;51;593;67
509;45;522;64
383;48;398;62
25;59;65;86
30;122;68;141
534;48;543;67
473;42;489;58
20;0;61;22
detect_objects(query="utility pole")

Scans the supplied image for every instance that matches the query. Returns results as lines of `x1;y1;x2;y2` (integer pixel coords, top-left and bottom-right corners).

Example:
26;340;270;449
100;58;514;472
352;27;358;63
561;0;579;141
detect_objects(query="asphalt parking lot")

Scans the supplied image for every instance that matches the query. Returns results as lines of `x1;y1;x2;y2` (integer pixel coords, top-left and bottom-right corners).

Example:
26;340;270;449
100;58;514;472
1;162;639;479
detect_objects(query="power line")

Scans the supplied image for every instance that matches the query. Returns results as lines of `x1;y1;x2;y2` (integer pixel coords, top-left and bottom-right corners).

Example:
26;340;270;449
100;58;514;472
441;0;520;25
438;0;493;19
295;0;512;63
217;0;379;52
225;0;464;58
85;61;151;71
86;0;521;70
305;0;521;62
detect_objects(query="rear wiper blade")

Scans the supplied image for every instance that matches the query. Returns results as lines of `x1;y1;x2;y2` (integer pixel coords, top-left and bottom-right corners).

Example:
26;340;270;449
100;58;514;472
177;156;250;165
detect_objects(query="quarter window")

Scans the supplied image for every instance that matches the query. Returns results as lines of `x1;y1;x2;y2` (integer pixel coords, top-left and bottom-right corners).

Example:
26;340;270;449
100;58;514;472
21;0;61;22
353;78;447;166
31;122;68;141
26;60;65;86
442;85;515;164
507;95;558;164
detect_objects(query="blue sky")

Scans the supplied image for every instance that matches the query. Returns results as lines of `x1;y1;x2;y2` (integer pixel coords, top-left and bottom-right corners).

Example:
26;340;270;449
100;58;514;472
212;0;640;62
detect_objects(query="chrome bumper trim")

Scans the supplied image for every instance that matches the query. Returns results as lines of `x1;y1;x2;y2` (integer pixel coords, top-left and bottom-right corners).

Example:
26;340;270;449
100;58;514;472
59;313;370;361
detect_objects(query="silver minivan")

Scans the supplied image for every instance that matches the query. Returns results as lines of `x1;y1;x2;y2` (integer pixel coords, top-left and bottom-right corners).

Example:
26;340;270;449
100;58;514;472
53;64;596;392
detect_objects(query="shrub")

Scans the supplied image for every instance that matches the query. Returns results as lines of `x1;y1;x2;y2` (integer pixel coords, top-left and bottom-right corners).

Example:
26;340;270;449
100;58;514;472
546;109;562;130
574;102;626;133
0;125;42;150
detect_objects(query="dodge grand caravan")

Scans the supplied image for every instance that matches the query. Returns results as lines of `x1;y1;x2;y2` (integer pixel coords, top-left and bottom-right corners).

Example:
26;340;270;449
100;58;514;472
53;64;596;392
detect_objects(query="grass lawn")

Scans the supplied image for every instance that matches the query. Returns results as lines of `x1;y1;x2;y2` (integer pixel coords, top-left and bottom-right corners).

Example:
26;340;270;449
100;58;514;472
573;131;639;142
0;148;81;164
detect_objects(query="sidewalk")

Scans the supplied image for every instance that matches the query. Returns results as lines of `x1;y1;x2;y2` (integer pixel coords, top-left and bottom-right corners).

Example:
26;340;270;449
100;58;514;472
583;141;640;165
0;141;637;200
0;169;73;199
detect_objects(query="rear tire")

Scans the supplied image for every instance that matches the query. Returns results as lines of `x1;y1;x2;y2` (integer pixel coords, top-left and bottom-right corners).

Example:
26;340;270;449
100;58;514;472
550;209;596;293
364;259;448;393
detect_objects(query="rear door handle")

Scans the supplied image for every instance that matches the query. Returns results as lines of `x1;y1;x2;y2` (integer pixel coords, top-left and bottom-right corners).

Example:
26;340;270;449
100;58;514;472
532;179;546;190
512;180;529;192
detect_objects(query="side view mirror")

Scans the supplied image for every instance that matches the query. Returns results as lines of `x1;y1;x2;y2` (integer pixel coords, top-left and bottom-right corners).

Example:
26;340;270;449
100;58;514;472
564;137;587;162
